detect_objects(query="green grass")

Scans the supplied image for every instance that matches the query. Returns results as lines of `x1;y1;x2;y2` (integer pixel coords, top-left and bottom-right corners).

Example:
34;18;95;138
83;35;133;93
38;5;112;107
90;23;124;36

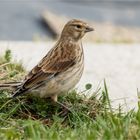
0;50;140;140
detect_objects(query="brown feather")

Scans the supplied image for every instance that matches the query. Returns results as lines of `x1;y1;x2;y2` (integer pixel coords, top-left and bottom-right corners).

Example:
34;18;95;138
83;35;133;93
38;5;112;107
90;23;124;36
22;41;78;90
12;19;93;98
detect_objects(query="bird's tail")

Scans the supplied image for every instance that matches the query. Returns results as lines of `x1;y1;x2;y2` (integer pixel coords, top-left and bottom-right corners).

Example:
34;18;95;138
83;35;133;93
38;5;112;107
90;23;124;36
0;82;22;90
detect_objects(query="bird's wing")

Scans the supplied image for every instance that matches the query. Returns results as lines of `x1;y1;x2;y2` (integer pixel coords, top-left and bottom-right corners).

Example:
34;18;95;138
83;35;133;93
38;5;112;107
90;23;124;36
12;46;76;97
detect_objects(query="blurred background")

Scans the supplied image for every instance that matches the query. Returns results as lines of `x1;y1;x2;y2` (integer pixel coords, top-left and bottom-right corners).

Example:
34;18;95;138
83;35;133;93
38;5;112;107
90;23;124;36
0;0;140;43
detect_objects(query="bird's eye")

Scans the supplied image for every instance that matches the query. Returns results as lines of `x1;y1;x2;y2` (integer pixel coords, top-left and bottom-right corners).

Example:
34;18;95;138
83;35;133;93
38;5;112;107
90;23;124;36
76;25;82;29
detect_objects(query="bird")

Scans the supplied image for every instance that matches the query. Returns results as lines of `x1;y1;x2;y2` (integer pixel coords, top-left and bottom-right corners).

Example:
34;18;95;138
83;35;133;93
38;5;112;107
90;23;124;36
0;19;94;105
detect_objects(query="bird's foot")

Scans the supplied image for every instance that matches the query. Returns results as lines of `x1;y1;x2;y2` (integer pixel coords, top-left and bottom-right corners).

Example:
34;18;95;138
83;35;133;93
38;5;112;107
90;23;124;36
56;101;72;117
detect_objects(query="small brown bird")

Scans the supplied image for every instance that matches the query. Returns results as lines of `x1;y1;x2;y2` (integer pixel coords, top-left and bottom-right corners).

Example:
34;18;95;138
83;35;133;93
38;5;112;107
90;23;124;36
0;19;94;104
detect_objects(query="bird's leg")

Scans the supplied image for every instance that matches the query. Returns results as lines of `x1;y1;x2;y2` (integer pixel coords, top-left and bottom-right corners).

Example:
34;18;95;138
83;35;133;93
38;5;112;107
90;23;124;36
51;94;58;102
51;94;71;112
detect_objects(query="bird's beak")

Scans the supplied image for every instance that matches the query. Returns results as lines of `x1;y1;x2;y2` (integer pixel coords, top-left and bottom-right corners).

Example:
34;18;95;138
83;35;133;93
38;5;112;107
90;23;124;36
85;26;94;32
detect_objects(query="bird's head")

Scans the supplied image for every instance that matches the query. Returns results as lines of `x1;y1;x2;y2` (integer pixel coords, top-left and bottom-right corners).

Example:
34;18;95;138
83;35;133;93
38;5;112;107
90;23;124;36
61;19;94;41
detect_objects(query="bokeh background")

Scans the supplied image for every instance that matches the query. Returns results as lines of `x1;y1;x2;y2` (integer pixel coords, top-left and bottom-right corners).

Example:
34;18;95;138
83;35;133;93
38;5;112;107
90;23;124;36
0;0;139;43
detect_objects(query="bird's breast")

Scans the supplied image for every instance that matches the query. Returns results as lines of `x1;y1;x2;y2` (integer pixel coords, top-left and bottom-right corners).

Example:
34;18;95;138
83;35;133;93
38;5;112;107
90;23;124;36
38;52;84;98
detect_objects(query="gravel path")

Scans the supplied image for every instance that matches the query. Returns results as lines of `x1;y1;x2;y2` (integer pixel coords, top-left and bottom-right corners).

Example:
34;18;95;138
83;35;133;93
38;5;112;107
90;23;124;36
0;41;139;111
